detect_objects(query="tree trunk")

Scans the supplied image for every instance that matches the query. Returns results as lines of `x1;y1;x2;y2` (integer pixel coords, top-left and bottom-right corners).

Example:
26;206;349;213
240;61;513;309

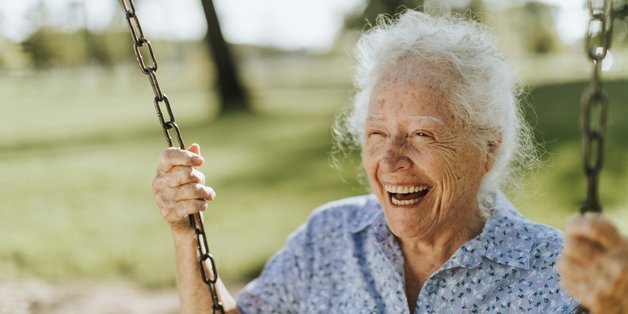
345;0;425;30
200;0;249;115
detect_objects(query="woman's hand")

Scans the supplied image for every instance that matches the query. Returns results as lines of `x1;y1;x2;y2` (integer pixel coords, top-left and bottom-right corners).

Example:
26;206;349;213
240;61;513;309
152;144;238;313
558;214;628;314
152;143;216;232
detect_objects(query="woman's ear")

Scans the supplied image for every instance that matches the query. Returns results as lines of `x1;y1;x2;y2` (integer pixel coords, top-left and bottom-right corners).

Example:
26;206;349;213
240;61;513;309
484;134;502;172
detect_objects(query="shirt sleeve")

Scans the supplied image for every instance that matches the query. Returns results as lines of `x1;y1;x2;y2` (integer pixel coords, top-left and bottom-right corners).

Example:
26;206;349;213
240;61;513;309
236;224;310;314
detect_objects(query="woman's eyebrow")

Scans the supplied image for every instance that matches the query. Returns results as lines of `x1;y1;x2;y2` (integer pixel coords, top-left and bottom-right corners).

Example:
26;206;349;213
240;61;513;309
367;114;445;125
406;115;444;124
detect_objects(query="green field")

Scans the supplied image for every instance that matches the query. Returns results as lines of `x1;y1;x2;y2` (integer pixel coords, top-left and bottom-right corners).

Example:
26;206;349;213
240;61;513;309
1;54;627;290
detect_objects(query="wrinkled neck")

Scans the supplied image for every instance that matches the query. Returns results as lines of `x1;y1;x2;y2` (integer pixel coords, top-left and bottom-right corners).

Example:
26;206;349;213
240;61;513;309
398;207;486;265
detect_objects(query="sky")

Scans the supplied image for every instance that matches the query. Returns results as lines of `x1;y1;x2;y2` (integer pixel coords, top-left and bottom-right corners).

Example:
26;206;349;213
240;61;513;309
0;0;587;51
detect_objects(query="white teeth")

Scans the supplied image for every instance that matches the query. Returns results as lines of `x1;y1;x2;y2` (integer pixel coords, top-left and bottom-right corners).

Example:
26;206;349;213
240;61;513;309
391;198;420;206
384;184;429;194
384;184;429;206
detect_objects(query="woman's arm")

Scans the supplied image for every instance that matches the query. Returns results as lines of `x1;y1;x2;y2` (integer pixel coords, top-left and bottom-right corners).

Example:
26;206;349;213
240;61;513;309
558;214;628;314
152;143;239;314
171;224;238;313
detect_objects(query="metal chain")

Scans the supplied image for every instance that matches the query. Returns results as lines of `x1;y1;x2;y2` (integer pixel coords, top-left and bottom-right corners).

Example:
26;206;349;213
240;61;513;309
580;0;611;215
118;1;224;313
573;0;613;313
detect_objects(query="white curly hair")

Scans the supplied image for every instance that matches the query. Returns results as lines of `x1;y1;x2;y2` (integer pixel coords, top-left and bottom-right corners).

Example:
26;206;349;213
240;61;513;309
333;10;538;211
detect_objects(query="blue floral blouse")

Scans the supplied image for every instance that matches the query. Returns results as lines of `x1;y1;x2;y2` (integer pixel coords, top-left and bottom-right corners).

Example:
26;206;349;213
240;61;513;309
236;193;579;313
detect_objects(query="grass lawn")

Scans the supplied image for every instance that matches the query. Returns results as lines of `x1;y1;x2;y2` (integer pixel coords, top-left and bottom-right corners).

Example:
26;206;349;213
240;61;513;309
1;54;627;290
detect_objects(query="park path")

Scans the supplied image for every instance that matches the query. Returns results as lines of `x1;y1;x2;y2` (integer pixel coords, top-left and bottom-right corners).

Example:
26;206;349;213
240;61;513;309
0;281;179;314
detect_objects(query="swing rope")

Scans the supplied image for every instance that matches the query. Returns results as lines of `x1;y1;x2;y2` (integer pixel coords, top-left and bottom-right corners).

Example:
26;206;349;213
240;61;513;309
118;1;225;313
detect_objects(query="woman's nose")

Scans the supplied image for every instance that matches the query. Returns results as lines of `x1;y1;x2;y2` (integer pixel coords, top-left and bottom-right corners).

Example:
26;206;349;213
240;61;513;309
381;137;413;172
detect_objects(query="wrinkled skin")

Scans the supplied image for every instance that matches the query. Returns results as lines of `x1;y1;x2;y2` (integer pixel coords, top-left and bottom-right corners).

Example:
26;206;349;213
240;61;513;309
152;143;216;231
362;60;493;244
558;214;628;314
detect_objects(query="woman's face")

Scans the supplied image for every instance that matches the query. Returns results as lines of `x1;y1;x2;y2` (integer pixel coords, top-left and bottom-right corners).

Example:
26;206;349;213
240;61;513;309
362;61;492;241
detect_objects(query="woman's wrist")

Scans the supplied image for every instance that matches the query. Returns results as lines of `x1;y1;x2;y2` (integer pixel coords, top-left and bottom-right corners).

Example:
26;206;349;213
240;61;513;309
170;221;196;242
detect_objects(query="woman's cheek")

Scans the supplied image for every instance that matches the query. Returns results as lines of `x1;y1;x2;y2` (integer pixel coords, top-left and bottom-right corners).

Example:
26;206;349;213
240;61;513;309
426;147;460;205
437;162;459;207
362;143;382;178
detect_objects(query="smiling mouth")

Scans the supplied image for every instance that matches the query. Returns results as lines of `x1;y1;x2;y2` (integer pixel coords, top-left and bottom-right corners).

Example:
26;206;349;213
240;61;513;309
384;184;430;206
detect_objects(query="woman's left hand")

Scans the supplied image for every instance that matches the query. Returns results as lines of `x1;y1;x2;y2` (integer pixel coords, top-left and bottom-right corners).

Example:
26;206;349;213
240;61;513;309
557;214;628;314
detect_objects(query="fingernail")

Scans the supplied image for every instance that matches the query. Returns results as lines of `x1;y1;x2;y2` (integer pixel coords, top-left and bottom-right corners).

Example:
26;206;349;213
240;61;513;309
193;156;203;164
206;187;216;199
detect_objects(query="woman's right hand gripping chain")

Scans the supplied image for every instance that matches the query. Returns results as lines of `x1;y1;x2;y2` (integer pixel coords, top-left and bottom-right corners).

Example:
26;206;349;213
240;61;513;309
152;143;216;233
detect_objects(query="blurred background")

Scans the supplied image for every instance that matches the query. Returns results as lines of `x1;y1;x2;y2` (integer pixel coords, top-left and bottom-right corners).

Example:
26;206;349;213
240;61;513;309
1;0;627;312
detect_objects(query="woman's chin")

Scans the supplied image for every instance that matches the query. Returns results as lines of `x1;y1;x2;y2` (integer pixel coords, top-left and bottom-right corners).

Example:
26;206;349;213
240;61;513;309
382;201;436;236
387;218;431;240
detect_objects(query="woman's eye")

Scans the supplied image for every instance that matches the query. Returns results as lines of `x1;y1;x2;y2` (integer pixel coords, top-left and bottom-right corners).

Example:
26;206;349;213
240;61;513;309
414;131;430;137
367;131;385;138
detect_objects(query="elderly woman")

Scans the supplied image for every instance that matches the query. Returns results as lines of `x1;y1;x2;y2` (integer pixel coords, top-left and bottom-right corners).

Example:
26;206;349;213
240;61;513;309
152;11;579;313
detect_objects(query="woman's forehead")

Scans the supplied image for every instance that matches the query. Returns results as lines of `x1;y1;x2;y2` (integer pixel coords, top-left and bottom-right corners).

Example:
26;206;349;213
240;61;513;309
369;57;459;107
370;77;455;114
378;58;458;90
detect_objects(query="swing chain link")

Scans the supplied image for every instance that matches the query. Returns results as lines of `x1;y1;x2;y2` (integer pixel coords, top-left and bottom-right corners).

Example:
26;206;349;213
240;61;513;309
576;3;628;310
580;0;612;215
571;2;613;312
118;1;225;313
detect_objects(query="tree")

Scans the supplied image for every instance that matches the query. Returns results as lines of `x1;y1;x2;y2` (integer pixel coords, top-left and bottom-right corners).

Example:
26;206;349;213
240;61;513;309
521;1;561;54
199;0;249;115
346;0;425;30
345;0;485;30
492;1;562;55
